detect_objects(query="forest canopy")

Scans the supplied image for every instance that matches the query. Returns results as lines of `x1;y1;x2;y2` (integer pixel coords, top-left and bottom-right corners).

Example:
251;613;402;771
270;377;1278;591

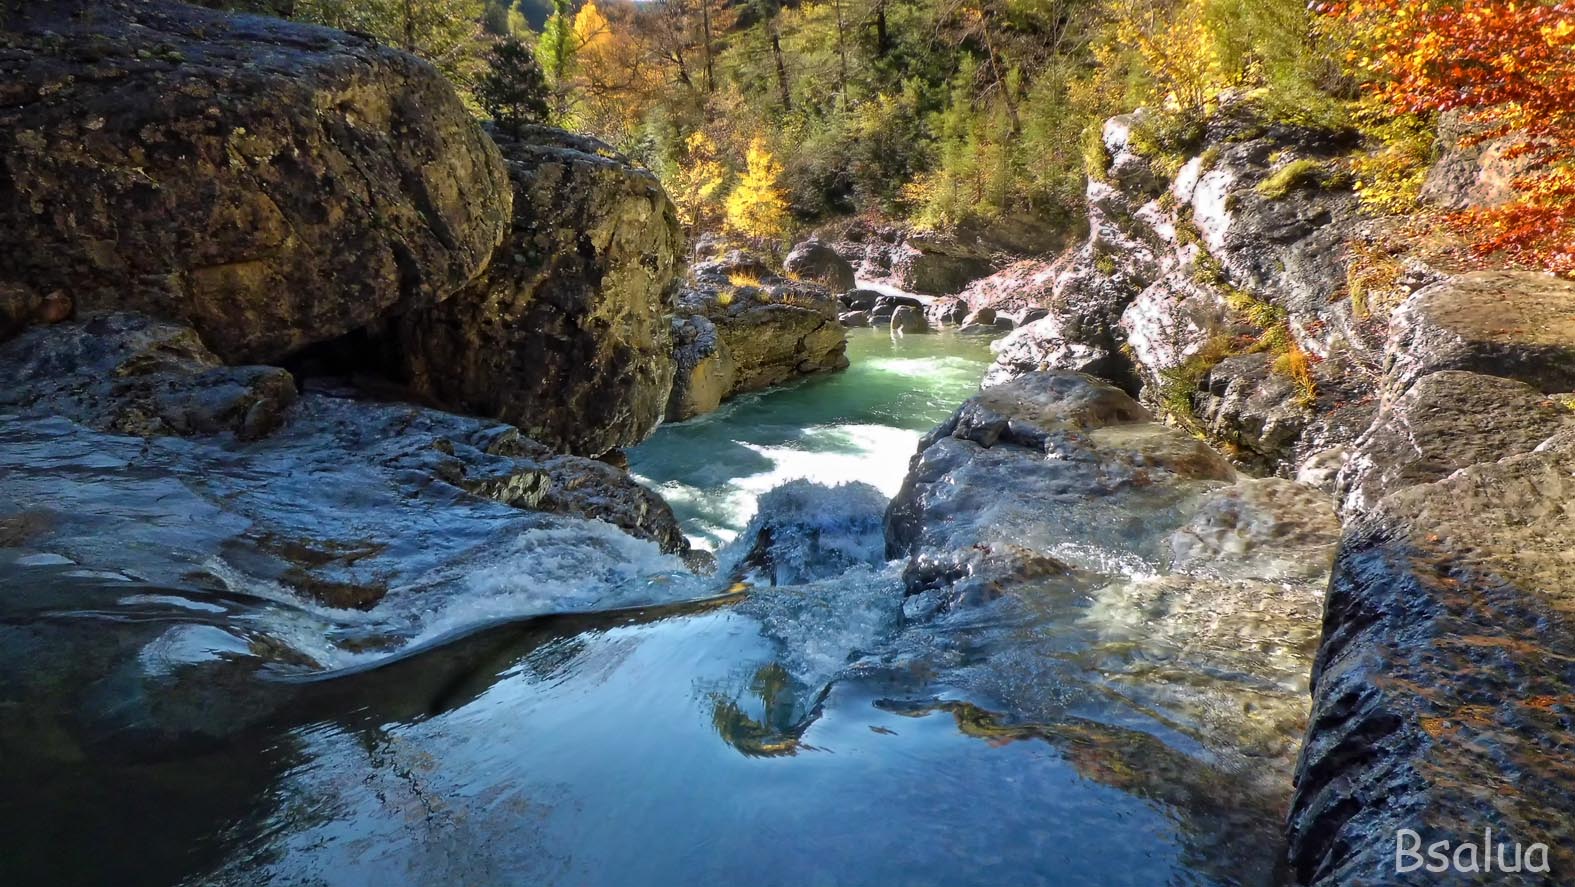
239;0;1574;273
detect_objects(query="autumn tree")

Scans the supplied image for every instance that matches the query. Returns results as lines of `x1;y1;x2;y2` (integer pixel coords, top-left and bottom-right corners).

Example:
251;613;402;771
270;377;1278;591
1328;0;1575;273
667;131;730;231
726;137;792;244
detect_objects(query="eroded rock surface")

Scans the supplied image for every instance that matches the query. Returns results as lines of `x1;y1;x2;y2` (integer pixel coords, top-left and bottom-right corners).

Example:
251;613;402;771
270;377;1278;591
885;370;1341;863
0;0;510;362
0;316;696;613
1336;370;1575;515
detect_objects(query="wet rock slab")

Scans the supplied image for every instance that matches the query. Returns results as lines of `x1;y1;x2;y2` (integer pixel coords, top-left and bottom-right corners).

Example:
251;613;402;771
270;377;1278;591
1290;430;1575;885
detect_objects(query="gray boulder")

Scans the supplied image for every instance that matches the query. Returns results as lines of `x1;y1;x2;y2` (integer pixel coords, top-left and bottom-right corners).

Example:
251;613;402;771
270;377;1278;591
784;240;856;291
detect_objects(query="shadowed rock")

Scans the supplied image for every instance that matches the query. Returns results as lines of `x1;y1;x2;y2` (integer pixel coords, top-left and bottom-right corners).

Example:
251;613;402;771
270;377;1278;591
0;0;510;362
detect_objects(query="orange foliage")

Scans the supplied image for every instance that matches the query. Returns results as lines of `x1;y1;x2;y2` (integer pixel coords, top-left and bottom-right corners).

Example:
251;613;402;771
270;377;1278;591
1325;0;1575;274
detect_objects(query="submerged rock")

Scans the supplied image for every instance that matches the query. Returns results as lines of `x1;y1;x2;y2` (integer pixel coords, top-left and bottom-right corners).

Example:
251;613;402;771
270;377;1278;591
1289;431;1575;885
390;128;682;456
0;0;510;362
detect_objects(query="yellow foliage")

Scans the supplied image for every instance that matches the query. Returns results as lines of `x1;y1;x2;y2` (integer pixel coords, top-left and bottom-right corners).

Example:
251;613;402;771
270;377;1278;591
1113;0;1229;118
668;132;729;231
724;137;791;243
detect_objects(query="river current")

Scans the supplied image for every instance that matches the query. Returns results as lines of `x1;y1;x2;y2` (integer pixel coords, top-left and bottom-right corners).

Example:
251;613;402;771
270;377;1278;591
0;328;1299;886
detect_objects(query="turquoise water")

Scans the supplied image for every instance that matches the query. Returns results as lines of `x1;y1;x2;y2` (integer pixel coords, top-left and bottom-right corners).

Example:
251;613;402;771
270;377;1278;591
630;328;995;548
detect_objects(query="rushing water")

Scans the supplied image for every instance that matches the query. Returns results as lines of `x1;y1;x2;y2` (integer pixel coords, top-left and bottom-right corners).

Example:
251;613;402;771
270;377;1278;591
630;328;995;548
0;327;1306;886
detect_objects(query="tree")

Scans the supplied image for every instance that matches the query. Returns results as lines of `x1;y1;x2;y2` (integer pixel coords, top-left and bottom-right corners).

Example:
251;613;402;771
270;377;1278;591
1328;0;1575;273
725;137;791;243
478;37;552;133
667;131;730;231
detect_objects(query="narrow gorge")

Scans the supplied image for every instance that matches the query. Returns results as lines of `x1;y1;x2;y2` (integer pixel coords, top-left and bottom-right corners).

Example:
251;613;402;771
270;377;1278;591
2;2;1573;886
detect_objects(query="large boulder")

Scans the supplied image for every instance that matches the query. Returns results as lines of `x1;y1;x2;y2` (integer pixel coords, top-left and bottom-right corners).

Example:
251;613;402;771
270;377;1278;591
1385;271;1575;396
389;128;682;456
892;233;996;295
1289;430;1575;885
0;0;510;362
1336;370;1575;514
783;239;856;291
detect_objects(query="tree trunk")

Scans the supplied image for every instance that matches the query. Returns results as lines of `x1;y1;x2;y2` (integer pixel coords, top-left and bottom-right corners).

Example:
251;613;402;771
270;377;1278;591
874;0;889;58
701;0;715;93
771;27;792;110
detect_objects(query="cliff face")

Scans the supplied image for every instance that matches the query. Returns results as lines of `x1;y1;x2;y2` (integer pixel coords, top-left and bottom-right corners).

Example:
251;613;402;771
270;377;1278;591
0;0;511;363
978;103;1575;884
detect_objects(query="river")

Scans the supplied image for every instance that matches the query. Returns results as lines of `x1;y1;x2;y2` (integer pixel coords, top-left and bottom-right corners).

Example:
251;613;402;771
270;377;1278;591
0;328;1300;887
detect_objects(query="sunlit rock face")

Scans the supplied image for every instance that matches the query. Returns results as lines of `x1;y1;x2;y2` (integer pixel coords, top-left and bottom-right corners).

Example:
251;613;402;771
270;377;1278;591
1384;271;1575;397
389;127;683;457
1335;370;1575;515
665;254;849;421
0;0;510;363
986;107;1384;476
886;370;1340;813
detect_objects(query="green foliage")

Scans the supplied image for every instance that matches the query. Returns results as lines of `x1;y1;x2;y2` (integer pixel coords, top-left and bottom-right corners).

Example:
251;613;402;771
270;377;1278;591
1157;334;1234;432
477;37;551;134
294;0;488;92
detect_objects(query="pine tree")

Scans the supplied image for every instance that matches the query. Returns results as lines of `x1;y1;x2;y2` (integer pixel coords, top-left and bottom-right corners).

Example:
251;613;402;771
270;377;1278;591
477;37;551;134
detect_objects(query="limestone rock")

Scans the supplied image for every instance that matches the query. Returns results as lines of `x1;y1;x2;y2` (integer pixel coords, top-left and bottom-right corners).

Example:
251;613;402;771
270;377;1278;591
1385;271;1575;396
925;297;969;328
390;128;682;456
0;0;510;362
892;234;996;295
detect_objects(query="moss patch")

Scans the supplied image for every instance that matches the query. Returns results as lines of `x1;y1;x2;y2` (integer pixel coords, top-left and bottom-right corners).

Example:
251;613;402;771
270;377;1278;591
1256;159;1324;199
